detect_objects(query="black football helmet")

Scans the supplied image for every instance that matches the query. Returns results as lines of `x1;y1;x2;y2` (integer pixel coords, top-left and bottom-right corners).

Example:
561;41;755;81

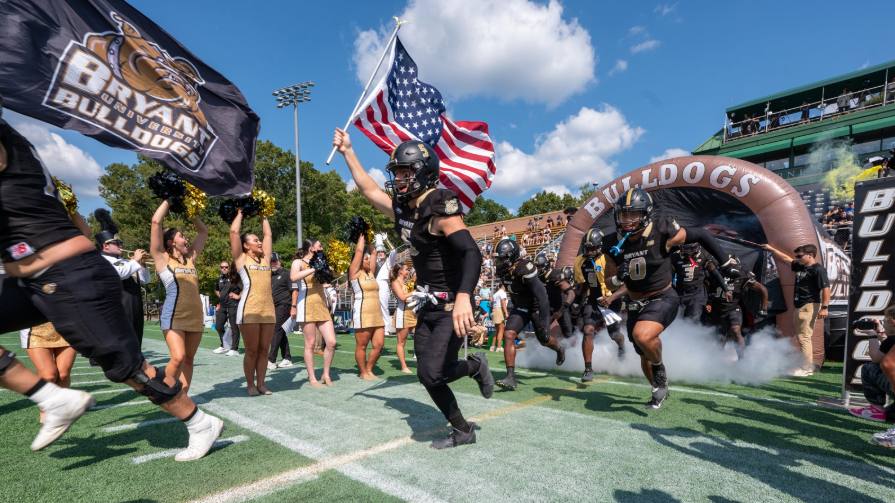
680;243;701;257
548;266;574;284
534;252;550;276
385;140;440;203
493;238;520;277
614;187;654;235
583;228;604;256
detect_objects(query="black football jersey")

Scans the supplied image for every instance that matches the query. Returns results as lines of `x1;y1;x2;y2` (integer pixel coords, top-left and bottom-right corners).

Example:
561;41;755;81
709;271;758;311
603;216;681;294
498;258;541;309
393;188;472;293
0;119;82;262
671;251;708;293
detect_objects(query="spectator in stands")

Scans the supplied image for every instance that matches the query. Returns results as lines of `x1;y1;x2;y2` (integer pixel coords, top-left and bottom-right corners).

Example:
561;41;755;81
845;202;855;217
500;224;507;238
881;150;895;178
521;232;530;247
848;305;895;423
546;216;553;228
837;88;850;113
490;285;508;353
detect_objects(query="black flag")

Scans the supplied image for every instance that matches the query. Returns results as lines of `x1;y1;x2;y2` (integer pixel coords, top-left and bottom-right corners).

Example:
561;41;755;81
0;0;259;196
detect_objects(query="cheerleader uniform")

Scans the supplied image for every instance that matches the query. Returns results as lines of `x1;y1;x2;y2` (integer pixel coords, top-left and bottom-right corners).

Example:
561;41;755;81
394;284;417;330
20;322;70;349
159;256;204;332
351;271;384;329
237;255;275;324
294;260;332;323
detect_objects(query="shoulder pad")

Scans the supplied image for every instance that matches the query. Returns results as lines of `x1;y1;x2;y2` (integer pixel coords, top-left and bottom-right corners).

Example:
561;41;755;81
658;216;681;236
425;189;462;217
515;259;538;279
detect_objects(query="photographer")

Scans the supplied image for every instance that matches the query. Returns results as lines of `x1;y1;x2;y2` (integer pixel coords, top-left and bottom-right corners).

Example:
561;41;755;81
850;308;895;422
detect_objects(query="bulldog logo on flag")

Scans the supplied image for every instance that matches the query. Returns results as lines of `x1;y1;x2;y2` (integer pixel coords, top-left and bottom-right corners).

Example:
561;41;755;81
44;12;216;171
0;0;259;196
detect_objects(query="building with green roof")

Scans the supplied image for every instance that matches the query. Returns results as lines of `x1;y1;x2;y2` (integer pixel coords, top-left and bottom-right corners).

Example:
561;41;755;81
693;60;895;193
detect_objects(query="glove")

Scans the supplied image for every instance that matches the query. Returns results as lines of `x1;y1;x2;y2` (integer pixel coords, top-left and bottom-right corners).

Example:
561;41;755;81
758;309;768;317
616;261;629;282
406;285;438;314
719;255;741;277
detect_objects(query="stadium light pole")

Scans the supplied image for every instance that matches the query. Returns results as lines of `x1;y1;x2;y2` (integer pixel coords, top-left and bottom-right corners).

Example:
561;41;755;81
273;81;314;246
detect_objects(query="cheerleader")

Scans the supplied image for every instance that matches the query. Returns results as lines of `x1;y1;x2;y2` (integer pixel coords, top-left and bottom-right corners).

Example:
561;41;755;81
150;200;208;394
489;285;508;352
390;263;416;374
349;233;384;380
290;239;336;387
20;322;77;424
230;208;275;396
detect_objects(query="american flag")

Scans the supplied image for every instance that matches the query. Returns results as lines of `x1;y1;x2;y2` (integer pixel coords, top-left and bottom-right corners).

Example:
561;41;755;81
353;37;496;212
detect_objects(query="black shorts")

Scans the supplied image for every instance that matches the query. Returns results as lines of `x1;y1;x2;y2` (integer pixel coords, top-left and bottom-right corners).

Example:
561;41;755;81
578;298;623;330
625;288;680;355
505;306;549;340
677;289;707;320
0;251;144;381
707;305;743;334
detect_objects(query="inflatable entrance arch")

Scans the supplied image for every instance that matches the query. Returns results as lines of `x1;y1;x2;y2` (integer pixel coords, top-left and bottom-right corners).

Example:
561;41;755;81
556;156;849;364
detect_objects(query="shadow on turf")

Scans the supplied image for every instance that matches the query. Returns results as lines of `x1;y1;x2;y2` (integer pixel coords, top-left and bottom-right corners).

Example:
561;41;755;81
352;380;448;442
531;383;649;417
614;488;680;502
631;421;891;502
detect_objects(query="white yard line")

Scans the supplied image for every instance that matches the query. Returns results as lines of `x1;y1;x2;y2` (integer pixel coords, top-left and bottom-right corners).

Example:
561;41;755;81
131;435;249;464
102;417;179;433
91;398;148;411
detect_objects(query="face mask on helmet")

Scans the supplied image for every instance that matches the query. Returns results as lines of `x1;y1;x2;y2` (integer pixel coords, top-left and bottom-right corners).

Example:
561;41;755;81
384;141;439;203
534;253;549;275
493;239;519;276
614;188;653;234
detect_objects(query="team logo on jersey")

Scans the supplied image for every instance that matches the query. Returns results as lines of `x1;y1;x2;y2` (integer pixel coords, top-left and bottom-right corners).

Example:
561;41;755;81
444;198;459;215
43;11;216;171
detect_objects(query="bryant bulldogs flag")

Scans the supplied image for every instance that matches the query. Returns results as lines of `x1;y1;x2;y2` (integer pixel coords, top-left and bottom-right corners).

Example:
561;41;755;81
0;0;259;196
353;37;496;212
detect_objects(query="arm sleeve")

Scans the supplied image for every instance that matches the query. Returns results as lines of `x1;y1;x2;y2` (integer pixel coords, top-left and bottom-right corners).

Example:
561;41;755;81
445;229;481;296
683;226;728;264
817;266;830;289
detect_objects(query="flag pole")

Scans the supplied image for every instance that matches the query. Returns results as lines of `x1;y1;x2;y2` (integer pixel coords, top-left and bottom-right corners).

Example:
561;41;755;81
326;17;406;165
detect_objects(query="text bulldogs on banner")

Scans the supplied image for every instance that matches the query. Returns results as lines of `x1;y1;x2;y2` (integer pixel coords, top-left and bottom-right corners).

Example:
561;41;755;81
843;176;895;393
0;0;259;196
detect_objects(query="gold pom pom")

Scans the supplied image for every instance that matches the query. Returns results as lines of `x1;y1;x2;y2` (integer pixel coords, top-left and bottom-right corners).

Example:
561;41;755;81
252;188;276;218
183;181;207;219
52;177;78;216
326;239;351;277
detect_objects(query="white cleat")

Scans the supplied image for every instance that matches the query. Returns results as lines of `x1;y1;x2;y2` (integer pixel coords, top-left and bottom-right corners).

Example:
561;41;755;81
277;359;293;368
212;346;227;354
31;389;95;451
175;415;224;462
225;350;239;357
266;361;277;372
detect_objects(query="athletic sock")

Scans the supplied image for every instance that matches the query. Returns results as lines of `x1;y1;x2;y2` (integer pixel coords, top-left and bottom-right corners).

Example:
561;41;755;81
184;408;208;431
584;363;593;371
506;366;515;378
27;380;56;406
448;414;471;433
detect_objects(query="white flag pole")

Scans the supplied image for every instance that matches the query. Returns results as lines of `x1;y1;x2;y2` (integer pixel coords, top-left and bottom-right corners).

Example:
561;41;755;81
326;17;406;165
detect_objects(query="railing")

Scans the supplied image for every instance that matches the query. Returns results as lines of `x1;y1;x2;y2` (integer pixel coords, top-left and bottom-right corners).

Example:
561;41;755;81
723;83;895;143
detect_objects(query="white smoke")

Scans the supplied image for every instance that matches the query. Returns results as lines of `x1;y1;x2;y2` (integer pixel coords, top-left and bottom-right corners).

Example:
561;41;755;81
514;317;801;385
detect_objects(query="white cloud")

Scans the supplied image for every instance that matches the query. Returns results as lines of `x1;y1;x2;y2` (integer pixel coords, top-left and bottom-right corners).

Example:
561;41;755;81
542;185;571;196
353;0;596;107
10;117;103;197
345;168;387;192
630;39;660;54
608;59;628;76
490;105;643;197
628;26;646;36
649;147;690;163
654;3;677;16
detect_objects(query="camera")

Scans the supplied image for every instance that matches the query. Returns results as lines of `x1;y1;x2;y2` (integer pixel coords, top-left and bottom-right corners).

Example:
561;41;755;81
852;318;880;331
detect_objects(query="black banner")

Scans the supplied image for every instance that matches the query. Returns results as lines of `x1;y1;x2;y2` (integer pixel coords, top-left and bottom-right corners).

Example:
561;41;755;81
0;0;259;196
843;176;895;393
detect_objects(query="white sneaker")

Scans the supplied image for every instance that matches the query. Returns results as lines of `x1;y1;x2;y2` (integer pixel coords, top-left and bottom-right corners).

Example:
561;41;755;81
212;347;227;354
226;350;239;357
31;389;95;451
789;368;813;377
267;361;277;371
277;359;293;368
872;426;895;442
175;414;224;462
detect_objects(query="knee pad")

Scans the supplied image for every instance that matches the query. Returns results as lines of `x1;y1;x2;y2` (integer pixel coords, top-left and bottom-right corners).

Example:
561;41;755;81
132;366;182;405
0;351;17;376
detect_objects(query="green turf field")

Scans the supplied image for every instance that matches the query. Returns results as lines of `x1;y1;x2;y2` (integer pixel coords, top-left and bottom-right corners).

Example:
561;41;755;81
2;323;894;503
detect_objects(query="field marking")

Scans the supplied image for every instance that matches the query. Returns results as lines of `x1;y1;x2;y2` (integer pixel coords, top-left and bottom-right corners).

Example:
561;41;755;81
131;435;249;464
102;417;180;433
91;398;148;411
70;370;104;376
193;402;449;503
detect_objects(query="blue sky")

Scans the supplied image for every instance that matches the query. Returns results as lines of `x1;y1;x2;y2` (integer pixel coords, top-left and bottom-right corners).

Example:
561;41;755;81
8;0;894;214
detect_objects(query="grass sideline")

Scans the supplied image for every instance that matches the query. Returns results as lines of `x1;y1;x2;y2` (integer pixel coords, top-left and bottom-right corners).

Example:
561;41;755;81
0;323;893;503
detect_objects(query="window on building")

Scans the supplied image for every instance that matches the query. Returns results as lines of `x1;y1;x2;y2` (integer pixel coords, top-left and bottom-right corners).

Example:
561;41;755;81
765;158;790;171
853;139;882;155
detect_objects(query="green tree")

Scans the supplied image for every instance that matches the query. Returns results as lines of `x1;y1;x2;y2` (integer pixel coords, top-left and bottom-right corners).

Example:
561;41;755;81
516;190;578;217
464;197;512;226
